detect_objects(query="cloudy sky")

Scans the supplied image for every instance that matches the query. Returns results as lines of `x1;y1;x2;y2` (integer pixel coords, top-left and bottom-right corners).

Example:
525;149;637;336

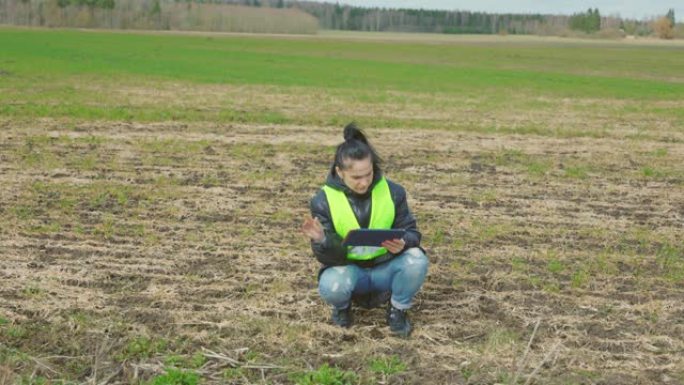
329;1;681;20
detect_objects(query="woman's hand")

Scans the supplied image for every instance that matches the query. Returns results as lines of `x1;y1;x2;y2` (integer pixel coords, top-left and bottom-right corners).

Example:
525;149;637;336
301;216;325;243
381;238;405;254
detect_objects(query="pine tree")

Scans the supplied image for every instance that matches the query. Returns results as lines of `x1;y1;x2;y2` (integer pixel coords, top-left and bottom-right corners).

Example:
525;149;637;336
666;8;675;26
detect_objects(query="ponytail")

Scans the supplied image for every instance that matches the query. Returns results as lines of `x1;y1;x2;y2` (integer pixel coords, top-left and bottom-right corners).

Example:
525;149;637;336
334;122;383;170
343;122;367;143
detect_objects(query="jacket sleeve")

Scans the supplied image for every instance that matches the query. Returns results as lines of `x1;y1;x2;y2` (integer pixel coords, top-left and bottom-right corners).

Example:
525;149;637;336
309;190;349;266
389;181;422;252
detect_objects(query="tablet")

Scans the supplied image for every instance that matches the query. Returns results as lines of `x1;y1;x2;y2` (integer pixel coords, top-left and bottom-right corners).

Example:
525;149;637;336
342;229;406;247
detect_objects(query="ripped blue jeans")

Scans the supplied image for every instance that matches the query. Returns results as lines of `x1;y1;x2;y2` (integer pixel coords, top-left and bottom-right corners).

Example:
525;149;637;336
318;247;428;311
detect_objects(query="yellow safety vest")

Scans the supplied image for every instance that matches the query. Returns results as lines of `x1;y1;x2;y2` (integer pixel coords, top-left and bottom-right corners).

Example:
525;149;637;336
322;177;395;260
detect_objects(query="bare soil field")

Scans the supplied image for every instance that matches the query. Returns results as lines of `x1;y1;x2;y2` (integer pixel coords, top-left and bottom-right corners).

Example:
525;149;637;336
1;116;683;384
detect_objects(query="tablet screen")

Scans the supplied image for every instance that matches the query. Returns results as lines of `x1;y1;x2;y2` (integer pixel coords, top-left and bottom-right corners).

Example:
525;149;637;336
342;229;406;247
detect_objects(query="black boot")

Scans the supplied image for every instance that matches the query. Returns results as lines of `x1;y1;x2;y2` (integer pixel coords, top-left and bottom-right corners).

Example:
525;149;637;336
331;305;352;328
387;304;411;337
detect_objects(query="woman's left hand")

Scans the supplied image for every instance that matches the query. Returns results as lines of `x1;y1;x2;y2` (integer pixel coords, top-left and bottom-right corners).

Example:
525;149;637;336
381;238;405;254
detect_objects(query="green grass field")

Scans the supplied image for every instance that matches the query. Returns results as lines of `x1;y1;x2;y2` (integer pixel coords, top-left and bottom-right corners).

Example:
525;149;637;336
2;28;684;127
1;27;683;385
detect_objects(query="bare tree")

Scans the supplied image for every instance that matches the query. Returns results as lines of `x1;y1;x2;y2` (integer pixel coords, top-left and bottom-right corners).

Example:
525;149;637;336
653;16;674;39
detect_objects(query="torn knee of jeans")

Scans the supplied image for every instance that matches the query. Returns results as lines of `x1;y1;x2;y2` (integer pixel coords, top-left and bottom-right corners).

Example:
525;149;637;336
406;247;423;258
405;248;424;262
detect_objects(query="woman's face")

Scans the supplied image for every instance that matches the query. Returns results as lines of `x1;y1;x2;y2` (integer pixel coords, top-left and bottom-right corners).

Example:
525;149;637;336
336;156;374;195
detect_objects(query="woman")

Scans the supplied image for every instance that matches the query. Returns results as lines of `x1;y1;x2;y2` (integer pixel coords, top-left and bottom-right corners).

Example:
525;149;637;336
301;122;428;337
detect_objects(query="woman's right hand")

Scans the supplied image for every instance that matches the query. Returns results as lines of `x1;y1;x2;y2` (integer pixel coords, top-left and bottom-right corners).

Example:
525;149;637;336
301;216;325;243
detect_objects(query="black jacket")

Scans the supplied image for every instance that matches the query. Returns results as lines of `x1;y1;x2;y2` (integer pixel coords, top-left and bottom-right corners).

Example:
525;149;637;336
309;164;422;269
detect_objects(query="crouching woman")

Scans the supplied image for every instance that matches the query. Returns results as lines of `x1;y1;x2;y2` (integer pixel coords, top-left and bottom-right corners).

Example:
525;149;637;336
301;123;428;337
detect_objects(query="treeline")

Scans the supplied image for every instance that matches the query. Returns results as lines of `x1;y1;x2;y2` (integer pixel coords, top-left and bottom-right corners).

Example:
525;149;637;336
0;0;318;34
294;1;555;34
0;0;681;38
290;2;679;38
569;8;601;33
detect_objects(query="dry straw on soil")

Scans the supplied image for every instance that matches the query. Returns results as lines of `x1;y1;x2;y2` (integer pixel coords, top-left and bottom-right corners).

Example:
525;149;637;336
1;110;683;384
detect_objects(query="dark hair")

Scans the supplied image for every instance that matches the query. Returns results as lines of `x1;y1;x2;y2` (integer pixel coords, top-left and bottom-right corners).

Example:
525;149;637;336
334;122;383;170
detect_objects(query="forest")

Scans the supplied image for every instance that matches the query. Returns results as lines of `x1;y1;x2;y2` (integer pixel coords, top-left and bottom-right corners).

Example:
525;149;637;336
0;0;680;38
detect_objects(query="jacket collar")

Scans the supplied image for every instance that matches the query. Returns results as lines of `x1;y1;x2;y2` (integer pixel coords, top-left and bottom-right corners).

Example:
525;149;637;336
325;163;383;199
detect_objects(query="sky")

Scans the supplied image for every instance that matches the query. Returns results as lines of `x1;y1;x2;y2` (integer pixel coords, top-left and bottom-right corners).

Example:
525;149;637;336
328;1;682;20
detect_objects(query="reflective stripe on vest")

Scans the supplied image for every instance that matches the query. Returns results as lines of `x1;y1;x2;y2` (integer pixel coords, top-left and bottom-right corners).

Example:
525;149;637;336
322;177;395;261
